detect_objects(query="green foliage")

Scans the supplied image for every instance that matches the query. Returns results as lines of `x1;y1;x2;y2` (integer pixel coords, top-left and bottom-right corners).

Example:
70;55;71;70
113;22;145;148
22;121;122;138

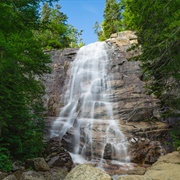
103;0;123;38
122;0;180;117
93;21;106;41
0;0;58;167
122;0;180;149
67;26;84;48
35;3;70;49
0;1;84;166
35;3;84;49
0;147;12;172
95;0;124;40
96;0;123;40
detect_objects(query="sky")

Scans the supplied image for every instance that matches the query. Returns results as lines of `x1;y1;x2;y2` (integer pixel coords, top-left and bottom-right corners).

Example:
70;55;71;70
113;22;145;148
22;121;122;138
59;0;105;45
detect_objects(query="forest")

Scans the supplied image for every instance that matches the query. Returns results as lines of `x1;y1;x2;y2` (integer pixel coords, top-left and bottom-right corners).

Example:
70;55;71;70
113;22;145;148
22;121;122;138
0;0;180;172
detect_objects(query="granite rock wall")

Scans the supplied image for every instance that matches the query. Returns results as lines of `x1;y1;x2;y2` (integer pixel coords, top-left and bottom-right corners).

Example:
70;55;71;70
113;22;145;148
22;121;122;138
43;31;170;164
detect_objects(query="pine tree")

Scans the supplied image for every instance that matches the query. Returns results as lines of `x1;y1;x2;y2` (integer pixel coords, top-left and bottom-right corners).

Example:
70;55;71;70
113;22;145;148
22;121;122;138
35;3;70;49
35;3;84;49
102;0;123;38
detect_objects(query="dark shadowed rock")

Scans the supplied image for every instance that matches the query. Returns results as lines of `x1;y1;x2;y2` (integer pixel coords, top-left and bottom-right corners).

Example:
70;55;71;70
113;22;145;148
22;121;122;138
45;139;74;171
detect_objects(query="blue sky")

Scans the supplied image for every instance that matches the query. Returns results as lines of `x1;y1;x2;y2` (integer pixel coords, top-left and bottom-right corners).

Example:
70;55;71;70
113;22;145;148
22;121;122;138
59;0;105;45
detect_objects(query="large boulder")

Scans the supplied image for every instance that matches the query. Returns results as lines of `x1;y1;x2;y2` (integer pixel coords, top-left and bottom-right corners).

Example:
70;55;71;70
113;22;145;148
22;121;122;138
117;175;149;180
145;151;180;179
64;164;112;180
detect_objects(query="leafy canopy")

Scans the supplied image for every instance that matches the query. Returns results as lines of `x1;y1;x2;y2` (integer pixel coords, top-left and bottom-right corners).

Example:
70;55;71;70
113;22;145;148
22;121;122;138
0;0;81;171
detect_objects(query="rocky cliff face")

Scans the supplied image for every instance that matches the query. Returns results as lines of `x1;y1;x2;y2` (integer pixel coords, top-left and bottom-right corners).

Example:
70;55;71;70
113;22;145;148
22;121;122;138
106;31;170;163
43;48;78;139
43;31;170;164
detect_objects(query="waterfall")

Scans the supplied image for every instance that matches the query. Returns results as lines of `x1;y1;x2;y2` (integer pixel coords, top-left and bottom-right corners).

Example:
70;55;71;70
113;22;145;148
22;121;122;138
51;42;130;166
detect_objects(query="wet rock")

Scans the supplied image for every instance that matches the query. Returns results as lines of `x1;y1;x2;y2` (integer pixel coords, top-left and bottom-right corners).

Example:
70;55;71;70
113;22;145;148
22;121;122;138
104;143;112;159
129;140;165;165
45;139;74;171
64;164;112;180
123;121;169;164
43;48;78;140
25;158;49;171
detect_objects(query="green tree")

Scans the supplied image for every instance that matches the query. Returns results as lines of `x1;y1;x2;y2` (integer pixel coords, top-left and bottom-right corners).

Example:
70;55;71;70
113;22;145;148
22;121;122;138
102;0;123;39
123;0;180;115
67;25;84;48
0;0;57;170
93;21;106;41
35;3;84;49
35;3;70;49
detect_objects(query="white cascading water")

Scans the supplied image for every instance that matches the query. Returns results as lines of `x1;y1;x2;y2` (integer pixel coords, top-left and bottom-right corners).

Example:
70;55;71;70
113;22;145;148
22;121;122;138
51;42;130;166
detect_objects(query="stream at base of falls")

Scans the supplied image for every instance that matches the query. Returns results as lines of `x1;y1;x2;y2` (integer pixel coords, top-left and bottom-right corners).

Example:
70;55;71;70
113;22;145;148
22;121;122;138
51;42;131;172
